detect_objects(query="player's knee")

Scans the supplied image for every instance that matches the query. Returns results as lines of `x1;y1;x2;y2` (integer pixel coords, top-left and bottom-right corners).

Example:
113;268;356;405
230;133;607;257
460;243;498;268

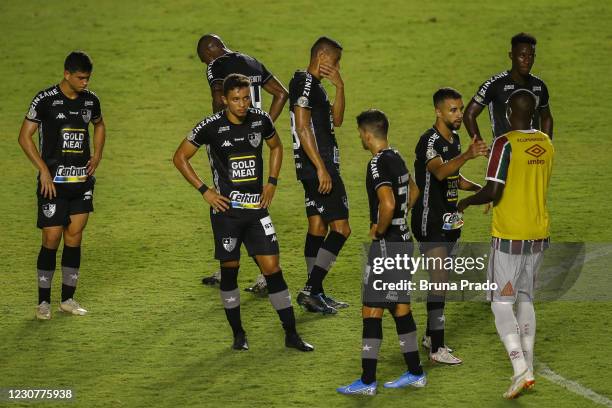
221;260;240;268
42;230;62;249
63;231;83;247
393;303;411;317
362;306;384;318
308;218;327;236
331;222;351;238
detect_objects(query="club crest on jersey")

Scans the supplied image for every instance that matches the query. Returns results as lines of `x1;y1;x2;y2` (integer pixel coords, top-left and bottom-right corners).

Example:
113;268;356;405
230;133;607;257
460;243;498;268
42;203;56;218
222;237;237;252
248;132;261;148
81;109;92;123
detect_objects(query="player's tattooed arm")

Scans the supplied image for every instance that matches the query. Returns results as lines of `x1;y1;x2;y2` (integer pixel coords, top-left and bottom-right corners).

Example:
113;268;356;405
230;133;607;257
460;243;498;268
427;136;488;181
173;140;230;212
294;106;332;194
374;186;395;238
463;101;486;142
262;77;288;122
210;82;225;113
320;63;344;126
87;117;106;176
539;105;554;139
457;180;503;213
260;133;283;209
18;119;56;199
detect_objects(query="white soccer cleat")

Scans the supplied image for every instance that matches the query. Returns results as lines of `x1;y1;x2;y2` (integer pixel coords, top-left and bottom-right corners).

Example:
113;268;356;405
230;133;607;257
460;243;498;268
59;298;88;315
503;369;535;399
421;335;454;353
36;301;51;320
429;347;462;365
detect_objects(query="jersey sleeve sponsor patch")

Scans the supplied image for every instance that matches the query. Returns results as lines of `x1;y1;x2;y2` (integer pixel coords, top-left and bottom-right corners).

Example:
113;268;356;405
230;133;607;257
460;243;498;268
296;95;310;108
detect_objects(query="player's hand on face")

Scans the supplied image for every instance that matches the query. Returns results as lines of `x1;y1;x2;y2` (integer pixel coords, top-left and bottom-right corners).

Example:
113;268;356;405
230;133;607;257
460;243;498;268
320;63;343;88
203;189;230;212
466;136;489;160
39;168;57;199
86;155;101;176
317;167;333;194
259;183;276;209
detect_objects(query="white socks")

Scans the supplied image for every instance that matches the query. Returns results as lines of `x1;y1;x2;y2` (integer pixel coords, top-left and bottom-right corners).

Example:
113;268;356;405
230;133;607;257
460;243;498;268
517;301;536;372
492;302;529;376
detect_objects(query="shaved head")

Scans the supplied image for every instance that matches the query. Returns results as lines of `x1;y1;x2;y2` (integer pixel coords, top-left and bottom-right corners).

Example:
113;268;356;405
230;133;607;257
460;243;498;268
508;89;537;118
197;34;228;64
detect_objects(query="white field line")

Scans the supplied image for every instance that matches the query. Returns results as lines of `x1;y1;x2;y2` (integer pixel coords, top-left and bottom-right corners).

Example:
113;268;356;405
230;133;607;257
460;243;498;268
537;362;612;407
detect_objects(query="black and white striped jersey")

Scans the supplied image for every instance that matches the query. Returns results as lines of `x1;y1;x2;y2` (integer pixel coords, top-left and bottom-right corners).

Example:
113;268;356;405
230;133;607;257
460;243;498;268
206;52;272;110
288;70;340;181
471;70;549;138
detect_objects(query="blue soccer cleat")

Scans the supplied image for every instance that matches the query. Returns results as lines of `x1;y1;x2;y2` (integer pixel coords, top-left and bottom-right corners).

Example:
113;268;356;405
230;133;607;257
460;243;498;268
336;379;377;395
383;371;427;389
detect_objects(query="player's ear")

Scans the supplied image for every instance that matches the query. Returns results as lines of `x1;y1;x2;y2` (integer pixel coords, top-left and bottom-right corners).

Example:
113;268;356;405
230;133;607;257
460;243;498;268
508;51;513;60
434;106;442;119
63;70;71;81
221;95;228;106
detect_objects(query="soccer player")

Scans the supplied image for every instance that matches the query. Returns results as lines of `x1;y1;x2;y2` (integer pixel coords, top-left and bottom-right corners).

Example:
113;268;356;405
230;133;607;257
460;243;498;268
289;36;350;314
18;51;106;320
197;34;289;293
337;109;425;395
411;88;488;364
458;89;553;399
463;33;554;141
173;74;313;352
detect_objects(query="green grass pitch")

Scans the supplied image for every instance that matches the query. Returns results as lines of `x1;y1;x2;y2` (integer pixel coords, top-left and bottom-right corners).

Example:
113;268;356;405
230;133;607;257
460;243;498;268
1;1;611;407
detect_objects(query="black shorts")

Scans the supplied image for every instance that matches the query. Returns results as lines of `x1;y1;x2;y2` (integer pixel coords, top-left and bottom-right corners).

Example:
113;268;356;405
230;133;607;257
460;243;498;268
37;184;94;229
301;175;349;222
210;209;279;261
411;214;460;254
362;236;414;306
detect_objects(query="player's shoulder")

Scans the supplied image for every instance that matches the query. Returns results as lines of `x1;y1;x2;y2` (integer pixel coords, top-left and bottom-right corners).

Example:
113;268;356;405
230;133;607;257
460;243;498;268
528;73;548;87
290;70;311;85
247;107;272;121
30;84;60;105
81;88;100;102
419;127;440;144
482;70;510;85
194;111;225;131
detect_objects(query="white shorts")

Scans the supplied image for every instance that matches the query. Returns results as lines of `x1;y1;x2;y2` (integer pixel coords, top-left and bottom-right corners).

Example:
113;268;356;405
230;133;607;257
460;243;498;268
486;246;544;302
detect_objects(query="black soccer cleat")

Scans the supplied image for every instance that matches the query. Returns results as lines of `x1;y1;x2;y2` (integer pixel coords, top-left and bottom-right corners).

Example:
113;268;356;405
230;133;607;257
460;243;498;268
321;293;349;309
285;332;314;352
232;332;249;351
202;270;221;286
296;291;338;315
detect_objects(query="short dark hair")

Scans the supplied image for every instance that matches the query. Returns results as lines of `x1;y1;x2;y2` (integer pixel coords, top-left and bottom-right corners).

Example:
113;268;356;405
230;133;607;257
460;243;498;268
356;109;389;139
64;51;93;73
223;73;251;95
511;32;537;48
310;36;343;59
433;87;462;107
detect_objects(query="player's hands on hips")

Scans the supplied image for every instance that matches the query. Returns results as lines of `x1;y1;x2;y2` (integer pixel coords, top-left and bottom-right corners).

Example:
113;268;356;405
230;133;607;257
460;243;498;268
320;63;344;88
317;167;333;194
87;155;101;176
465;136;488;160
39;167;57;199
259;183;276;209
203;189;230;212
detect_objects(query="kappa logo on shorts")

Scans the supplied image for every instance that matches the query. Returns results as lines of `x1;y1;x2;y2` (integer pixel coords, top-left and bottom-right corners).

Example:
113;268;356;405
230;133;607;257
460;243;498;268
81;109;92;123
42;203;56;218
248;132;261;148
222;237;237;252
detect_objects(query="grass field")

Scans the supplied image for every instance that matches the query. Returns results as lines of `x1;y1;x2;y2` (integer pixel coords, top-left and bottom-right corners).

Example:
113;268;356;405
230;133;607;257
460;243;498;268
1;1;612;407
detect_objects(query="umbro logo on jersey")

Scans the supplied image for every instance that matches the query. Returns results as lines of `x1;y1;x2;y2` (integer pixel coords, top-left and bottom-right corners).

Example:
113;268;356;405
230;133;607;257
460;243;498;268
221;140;233;147
56;113;66;119
525;144;546;158
218;126;230;133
